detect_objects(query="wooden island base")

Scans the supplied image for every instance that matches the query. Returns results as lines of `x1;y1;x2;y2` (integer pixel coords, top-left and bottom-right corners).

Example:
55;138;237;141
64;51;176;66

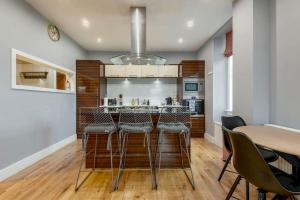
85;115;190;168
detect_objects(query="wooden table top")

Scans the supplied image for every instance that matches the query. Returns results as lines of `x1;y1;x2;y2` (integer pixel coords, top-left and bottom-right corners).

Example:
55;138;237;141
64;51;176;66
234;125;300;157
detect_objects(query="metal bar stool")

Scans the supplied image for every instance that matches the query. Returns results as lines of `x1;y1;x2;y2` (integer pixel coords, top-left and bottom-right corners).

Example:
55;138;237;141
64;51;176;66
114;108;156;190
155;106;195;189
75;107;120;191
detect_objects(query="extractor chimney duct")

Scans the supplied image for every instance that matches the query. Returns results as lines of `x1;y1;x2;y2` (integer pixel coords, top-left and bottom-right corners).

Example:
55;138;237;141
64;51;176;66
131;7;146;57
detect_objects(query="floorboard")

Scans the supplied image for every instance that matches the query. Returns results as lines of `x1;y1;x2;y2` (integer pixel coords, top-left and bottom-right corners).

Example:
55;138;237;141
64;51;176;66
0;139;298;200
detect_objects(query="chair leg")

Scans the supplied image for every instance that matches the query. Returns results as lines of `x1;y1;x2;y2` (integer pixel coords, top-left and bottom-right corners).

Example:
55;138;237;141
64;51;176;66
122;133;129;169
225;175;242;200
181;132;196;190
114;132;127;191
290;195;296;200
75;134;92;191
81;132;85;150
156;130;163;188
218;153;232;181
178;133;185;169
93;134;98;170
246;181;250;200
109;135;114;190
258;190;267;200
146;133;157;189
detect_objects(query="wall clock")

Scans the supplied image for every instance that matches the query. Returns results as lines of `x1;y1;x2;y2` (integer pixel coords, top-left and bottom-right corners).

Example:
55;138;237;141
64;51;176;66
47;24;60;41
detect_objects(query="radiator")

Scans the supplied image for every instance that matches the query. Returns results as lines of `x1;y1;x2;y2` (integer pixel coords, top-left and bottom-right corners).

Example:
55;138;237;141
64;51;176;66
271;157;293;174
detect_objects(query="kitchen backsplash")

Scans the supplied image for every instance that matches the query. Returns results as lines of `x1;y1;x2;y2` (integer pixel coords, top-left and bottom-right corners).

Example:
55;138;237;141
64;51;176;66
107;78;177;106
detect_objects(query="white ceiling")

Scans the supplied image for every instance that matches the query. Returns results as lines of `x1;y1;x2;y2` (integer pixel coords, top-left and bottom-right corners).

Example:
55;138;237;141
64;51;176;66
26;0;232;52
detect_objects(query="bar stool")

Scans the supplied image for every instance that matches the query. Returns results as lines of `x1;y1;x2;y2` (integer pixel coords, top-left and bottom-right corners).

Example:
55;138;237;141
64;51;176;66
75;107;120;191
114;108;156;190
155;106;195;189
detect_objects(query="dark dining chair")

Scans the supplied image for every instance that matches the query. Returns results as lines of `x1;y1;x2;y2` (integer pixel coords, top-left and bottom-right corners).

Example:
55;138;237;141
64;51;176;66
220;116;278;200
228;130;300;200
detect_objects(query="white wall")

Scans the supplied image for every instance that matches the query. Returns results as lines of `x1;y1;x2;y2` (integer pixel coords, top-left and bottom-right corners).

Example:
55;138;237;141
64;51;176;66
270;0;300;129
232;0;271;124
213;36;228;123
253;0;271;124
232;0;254;123
107;78;177;106
197;41;214;136
0;0;86;169
196;19;232;137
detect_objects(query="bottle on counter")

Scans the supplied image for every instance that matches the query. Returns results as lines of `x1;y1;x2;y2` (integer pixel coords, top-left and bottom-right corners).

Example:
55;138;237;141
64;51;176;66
131;98;135;106
104;94;108;106
118;94;123;106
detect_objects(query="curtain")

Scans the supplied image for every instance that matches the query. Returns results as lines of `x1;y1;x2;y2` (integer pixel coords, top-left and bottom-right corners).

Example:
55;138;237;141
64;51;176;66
224;31;233;57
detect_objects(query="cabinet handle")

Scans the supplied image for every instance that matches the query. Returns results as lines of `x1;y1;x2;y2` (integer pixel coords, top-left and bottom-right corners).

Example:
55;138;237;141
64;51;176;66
146;75;155;77
128;75;138;77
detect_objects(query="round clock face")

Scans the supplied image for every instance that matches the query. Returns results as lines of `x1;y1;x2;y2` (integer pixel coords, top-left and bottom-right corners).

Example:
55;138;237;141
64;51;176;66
48;24;60;41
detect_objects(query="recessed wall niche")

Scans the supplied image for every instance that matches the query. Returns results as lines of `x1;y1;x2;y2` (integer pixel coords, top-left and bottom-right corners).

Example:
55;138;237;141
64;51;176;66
12;49;75;93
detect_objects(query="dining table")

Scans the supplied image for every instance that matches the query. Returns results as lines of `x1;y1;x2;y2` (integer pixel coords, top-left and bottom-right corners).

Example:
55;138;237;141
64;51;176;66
234;125;300;180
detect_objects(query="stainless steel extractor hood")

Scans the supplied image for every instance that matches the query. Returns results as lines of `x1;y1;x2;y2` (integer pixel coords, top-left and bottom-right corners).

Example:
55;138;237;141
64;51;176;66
111;7;167;65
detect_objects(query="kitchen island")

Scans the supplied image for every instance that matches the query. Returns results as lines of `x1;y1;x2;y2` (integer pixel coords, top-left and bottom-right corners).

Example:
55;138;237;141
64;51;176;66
85;107;191;169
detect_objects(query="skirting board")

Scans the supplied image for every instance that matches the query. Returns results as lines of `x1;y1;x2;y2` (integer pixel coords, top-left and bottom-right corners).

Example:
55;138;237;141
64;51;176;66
204;132;215;144
0;134;77;182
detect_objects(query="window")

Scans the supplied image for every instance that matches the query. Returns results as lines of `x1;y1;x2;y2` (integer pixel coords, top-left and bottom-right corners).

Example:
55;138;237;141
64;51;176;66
227;56;233;112
12;49;75;93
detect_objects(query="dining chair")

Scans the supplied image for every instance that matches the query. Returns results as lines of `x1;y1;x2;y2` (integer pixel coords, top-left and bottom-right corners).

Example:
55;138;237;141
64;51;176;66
75;107;120;191
220;116;278;200
228;129;300;200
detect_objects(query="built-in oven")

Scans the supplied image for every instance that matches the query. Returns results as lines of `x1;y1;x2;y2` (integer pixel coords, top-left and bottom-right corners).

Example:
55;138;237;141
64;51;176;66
182;99;204;116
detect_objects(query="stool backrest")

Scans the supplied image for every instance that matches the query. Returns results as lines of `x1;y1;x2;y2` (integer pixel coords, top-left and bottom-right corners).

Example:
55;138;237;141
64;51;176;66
228;129;291;196
80;107;115;130
158;107;191;128
221;116;247;153
119;108;153;127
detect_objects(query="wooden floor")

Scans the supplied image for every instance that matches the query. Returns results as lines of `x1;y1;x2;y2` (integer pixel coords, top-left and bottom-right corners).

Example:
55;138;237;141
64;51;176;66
0;139;294;200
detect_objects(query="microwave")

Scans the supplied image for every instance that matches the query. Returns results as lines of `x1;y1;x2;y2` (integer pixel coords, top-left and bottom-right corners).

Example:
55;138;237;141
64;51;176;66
183;78;204;94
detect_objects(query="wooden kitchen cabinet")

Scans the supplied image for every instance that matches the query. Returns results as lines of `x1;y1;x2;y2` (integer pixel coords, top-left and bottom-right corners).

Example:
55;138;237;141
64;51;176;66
105;65;126;77
76;60;106;138
191;116;205;138
158;65;178;77
180;60;205;78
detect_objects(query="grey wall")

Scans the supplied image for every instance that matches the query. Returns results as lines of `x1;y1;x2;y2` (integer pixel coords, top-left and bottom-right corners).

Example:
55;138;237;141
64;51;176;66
232;0;254;123
196;19;232;136
197;40;214;136
232;0;300;129
87;51;197;64
252;0;271;124
270;0;300;129
213;36;228;123
0;0;86;169
232;0;271;124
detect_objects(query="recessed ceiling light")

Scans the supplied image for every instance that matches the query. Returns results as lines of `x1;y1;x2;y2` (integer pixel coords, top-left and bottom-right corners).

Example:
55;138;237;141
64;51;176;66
178;38;183;44
187;20;194;28
82;18;90;28
97;38;102;43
